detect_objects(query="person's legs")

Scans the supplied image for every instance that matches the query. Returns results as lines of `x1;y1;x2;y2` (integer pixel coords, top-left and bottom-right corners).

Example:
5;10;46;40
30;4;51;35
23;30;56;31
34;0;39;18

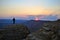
13;20;15;24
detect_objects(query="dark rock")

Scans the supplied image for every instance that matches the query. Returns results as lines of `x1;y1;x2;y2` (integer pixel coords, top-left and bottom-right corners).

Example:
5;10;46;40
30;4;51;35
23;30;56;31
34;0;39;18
0;24;30;40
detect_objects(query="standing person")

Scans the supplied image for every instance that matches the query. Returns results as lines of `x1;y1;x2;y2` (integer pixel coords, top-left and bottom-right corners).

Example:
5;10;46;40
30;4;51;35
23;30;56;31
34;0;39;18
13;18;15;24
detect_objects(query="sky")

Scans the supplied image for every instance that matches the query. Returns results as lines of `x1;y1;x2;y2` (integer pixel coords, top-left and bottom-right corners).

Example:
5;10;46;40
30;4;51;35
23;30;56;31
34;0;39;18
0;0;60;20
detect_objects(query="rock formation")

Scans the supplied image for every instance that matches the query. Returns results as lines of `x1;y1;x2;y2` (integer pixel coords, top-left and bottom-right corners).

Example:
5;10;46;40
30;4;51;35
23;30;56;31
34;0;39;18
25;21;60;40
0;24;30;40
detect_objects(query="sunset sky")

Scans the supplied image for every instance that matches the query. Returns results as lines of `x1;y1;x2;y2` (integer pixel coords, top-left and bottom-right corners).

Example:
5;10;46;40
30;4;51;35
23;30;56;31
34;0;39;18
0;0;60;20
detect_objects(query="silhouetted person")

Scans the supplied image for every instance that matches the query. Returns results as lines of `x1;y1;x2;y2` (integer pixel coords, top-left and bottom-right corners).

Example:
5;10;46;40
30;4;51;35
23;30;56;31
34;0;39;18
13;18;15;24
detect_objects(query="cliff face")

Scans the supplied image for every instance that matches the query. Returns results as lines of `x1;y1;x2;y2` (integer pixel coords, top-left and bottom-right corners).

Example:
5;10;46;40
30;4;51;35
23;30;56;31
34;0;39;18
0;24;30;40
25;21;60;40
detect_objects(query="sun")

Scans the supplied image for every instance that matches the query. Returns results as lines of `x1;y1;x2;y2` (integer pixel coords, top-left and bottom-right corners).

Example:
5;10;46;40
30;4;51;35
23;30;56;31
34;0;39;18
35;17;39;21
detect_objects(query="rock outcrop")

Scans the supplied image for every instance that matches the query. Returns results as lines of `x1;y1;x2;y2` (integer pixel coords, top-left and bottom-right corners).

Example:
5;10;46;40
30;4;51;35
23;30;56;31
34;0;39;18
25;21;60;40
0;24;30;40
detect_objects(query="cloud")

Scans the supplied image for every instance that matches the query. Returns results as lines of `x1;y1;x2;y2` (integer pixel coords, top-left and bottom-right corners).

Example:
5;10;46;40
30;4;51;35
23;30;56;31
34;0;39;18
40;15;58;21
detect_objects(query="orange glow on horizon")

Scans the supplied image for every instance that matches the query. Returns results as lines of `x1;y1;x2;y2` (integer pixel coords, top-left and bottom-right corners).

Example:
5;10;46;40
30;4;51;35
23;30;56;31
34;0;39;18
0;6;60;18
1;6;56;17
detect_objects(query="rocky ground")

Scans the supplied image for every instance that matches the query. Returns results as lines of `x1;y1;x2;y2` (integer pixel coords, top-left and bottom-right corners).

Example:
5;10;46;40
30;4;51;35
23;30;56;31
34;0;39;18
0;20;60;40
25;20;60;40
0;24;30;40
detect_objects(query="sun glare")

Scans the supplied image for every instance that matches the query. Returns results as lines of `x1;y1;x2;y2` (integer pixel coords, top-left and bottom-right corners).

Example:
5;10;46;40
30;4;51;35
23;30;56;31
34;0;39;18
35;17;39;21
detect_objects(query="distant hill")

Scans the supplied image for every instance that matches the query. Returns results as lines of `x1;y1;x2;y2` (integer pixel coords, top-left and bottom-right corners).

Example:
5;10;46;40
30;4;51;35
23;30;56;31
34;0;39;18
0;19;27;24
0;19;28;28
